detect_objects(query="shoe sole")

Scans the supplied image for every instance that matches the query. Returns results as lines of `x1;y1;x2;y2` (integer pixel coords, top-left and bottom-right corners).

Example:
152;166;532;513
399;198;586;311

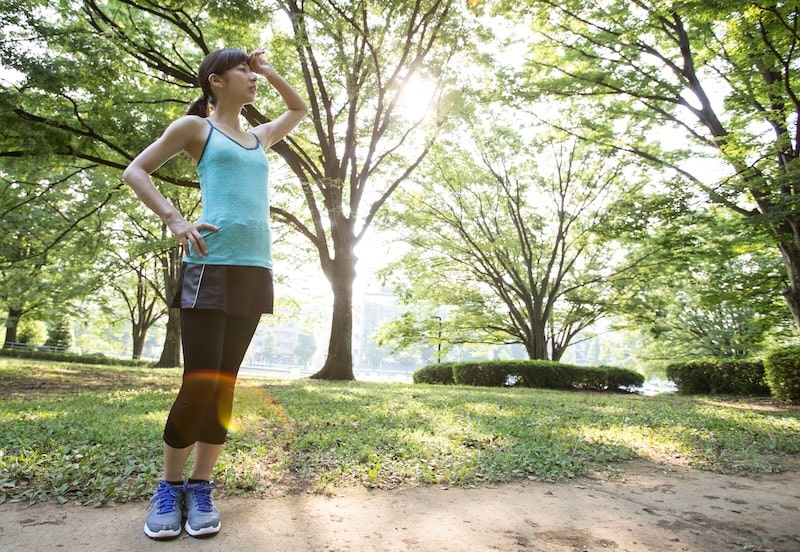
144;524;182;540
184;521;221;537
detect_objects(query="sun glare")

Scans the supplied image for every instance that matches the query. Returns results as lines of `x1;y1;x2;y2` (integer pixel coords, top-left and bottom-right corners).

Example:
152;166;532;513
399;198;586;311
395;74;438;122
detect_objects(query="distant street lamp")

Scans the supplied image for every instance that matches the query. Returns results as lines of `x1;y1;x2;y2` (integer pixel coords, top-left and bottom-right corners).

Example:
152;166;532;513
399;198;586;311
432;315;442;363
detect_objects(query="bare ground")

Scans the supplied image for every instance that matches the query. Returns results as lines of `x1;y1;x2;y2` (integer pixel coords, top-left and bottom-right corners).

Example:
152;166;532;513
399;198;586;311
2;459;799;552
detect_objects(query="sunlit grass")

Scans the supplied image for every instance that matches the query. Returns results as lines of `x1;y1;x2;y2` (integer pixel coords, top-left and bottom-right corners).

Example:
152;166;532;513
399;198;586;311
1;357;798;506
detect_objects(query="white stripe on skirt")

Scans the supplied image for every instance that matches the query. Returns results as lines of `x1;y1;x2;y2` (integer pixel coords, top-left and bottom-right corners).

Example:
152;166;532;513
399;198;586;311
190;264;206;309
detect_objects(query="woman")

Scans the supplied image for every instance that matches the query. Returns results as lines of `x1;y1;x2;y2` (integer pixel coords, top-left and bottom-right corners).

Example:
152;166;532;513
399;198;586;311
123;47;307;540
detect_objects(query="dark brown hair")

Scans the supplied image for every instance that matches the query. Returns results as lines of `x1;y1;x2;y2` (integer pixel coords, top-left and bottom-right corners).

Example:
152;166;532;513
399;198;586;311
186;48;249;117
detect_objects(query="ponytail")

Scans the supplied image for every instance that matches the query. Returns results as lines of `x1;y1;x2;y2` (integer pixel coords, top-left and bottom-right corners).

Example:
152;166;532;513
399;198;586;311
186;95;211;117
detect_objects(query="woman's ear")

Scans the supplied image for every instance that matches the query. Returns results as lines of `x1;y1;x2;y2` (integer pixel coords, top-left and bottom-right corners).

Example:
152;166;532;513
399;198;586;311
208;73;224;91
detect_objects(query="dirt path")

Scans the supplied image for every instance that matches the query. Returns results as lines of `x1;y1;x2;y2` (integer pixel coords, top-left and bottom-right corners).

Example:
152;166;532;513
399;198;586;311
2;460;799;552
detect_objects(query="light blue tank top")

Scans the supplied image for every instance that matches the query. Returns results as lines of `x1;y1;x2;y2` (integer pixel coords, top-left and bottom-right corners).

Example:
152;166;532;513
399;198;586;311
184;120;272;269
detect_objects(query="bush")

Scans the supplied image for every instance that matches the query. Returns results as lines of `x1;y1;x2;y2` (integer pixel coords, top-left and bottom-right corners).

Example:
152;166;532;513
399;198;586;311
412;360;644;392
453;362;509;387
666;359;770;396
412;362;455;384
764;346;800;403
605;366;646;389
45;318;72;350
0;346;154;367
515;361;574;389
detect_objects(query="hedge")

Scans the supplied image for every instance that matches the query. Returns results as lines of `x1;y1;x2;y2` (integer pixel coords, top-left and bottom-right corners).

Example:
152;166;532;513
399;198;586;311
412;362;456;384
413;360;644;391
764;346;800;402
665;358;770;396
0;347;155;367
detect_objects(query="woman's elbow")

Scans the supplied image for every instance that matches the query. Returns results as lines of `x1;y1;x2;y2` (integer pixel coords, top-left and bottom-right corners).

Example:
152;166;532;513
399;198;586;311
122;163;144;186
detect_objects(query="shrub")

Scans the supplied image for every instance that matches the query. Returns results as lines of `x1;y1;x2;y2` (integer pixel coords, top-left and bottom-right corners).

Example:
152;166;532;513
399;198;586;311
0;347;153;367
666;359;770;396
412;362;455;384
605;366;646;389
515;361;574;389
413;360;643;392
764;346;800;403
452;362;510;387
666;361;710;394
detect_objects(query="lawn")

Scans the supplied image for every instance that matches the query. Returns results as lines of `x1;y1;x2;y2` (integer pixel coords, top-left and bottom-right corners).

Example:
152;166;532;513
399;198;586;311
1;357;798;506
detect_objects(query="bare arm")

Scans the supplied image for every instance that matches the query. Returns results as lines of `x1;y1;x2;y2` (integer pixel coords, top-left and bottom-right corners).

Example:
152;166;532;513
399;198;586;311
248;49;308;148
122;115;217;256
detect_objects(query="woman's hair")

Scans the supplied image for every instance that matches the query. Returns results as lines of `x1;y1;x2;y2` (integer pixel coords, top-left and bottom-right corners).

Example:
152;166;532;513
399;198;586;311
186;48;249;117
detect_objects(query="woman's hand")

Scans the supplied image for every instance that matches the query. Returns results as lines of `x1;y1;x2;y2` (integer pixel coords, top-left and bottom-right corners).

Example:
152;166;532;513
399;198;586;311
248;48;277;79
169;219;219;257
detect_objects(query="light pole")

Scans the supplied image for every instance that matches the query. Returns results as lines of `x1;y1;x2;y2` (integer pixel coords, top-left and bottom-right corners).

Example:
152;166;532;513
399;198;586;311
432;315;442;363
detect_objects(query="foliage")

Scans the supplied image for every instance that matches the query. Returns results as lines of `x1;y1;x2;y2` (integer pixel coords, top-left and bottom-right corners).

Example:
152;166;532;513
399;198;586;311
666;359;771;396
414;360;644;391
44;317;71;350
411;362;455;384
452;362;510;387
379;130;652;361
268;0;476;380
764;346;800;403
293;330;316;367
510;0;800;332
0;0;480;380
608;208;790;366
2;358;799;506
0;347;153;367
14;320;46;345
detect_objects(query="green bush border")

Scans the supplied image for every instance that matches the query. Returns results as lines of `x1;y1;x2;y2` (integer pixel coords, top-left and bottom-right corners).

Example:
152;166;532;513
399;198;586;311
413;360;644;391
0;347;154;367
665;359;770;396
764;346;800;402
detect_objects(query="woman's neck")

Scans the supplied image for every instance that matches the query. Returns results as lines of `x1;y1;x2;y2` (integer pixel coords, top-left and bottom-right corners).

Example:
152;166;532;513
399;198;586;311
209;104;244;132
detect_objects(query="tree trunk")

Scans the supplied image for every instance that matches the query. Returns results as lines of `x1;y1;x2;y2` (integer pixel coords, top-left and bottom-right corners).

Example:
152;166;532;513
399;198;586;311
778;238;800;334
525;317;550;361
156;243;182;367
311;251;357;381
156;307;181;367
131;320;146;360
3;308;22;347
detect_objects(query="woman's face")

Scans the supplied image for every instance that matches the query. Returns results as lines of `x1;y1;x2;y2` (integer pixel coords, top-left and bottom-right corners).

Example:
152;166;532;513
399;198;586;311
216;62;258;104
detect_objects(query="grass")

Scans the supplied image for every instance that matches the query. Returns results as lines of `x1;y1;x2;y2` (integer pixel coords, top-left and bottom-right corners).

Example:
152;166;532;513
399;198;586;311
1;357;799;506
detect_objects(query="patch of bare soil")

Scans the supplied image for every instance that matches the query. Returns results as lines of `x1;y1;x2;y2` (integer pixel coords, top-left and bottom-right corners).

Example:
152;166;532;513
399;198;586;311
0;364;177;397
2;459;799;552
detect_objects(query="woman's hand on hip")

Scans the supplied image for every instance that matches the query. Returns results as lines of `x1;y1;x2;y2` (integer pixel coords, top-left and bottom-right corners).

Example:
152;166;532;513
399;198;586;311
170;220;219;257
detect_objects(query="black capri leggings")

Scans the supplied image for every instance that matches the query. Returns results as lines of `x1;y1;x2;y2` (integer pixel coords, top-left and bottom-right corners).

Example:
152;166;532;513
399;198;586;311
163;309;260;449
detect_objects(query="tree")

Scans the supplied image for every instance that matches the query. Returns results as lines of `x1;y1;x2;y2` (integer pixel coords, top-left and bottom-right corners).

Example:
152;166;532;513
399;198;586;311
293;329;317;367
45;317;72;351
0;0;209;353
108;189;201;365
380;128;650;361
513;0;800;334
0;158;108;346
266;0;471;379
609;207;790;362
110;257;165;360
1;0;475;380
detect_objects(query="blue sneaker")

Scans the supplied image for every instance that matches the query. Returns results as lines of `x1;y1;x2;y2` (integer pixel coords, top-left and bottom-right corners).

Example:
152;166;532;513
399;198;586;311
144;481;184;539
183;481;221;537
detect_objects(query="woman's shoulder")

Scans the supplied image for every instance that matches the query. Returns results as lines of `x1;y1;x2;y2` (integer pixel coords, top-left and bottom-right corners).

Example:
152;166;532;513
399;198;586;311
167;115;210;133
159;115;211;146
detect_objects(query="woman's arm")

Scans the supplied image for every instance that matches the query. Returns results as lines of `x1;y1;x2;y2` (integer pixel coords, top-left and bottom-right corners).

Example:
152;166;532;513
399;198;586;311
122;116;217;256
248;49;308;148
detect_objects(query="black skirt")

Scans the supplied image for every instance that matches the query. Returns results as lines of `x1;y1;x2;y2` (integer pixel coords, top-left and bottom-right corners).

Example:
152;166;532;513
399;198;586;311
171;263;274;316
